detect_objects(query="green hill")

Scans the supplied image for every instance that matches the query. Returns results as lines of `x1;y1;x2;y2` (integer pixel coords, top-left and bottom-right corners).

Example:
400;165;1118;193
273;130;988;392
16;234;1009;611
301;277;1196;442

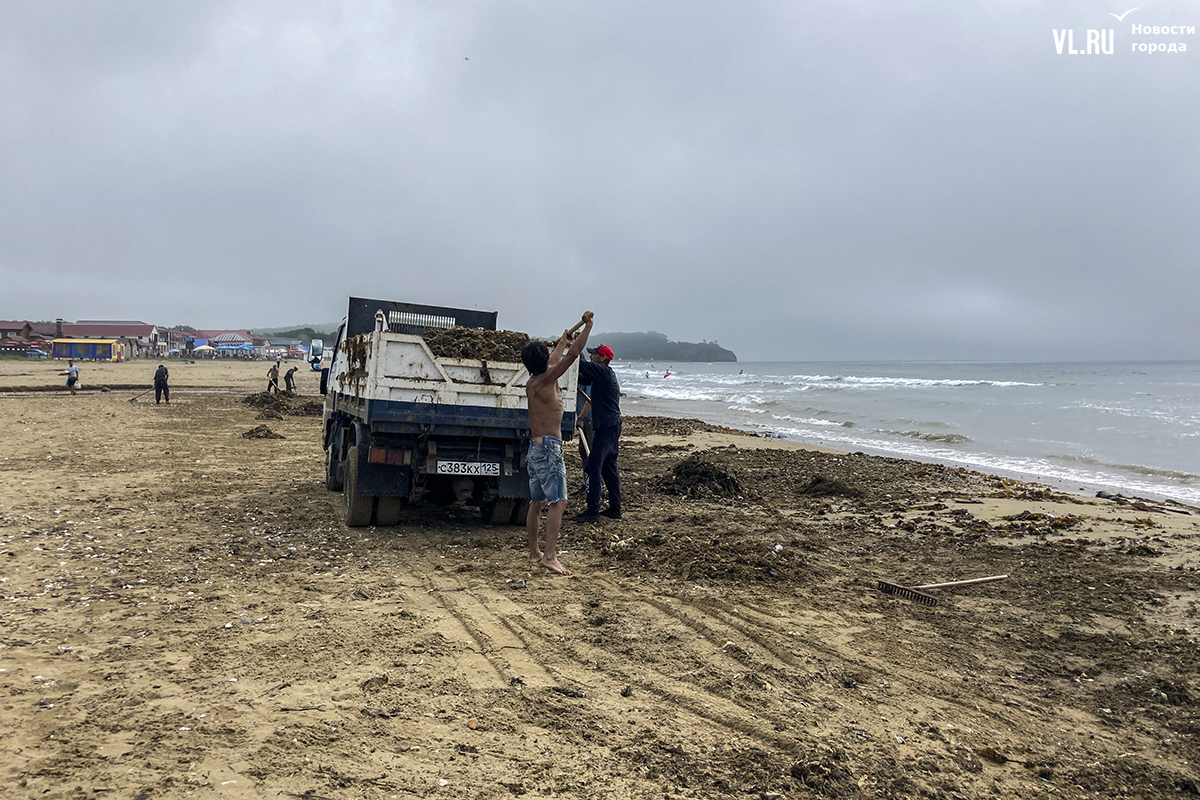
592;332;736;362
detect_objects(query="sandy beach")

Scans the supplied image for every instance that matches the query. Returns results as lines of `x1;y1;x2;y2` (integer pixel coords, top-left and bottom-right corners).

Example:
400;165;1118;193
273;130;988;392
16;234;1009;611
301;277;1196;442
0;357;315;393
2;359;1198;798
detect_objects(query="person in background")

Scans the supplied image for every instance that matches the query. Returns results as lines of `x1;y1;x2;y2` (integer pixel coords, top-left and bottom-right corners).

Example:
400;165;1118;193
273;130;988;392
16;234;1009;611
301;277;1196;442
61;360;79;395
266;363;280;393
284;365;298;393
574;344;622;522
521;310;594;576
154;363;170;404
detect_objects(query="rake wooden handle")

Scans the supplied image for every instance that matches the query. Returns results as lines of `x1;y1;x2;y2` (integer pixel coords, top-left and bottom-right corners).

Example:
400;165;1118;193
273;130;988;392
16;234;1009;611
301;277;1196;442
914;574;1008;591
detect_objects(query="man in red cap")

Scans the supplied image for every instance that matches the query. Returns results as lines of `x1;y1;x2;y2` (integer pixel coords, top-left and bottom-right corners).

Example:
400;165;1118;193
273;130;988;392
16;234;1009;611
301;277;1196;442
574;343;622;522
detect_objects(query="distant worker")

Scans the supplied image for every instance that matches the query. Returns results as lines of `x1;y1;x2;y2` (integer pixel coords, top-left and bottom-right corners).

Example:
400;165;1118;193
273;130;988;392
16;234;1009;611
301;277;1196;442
575;344;622;522
154;364;170;404
60;360;79;395
276;353;282;369
266;363;280;394
284;365;298;393
521;310;594;576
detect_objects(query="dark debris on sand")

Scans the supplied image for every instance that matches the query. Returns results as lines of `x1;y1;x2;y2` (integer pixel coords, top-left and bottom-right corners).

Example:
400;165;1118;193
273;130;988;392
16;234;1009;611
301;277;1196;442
656;455;742;498
242;392;291;411
241;392;324;417
290;400;324;416
421;327;547;363
622;416;754;438
799;475;864;498
242;425;284;440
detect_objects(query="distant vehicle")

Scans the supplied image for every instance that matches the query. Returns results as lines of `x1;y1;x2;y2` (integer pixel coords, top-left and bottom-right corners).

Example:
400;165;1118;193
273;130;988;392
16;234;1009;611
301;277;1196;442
320;297;578;527
25;349;48;358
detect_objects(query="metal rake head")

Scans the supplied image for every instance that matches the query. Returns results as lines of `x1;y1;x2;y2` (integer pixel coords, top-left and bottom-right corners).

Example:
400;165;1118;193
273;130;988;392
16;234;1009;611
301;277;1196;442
877;580;939;606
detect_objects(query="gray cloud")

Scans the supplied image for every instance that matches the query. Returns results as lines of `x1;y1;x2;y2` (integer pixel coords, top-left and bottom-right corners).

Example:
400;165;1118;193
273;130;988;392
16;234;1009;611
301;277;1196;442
2;0;1197;359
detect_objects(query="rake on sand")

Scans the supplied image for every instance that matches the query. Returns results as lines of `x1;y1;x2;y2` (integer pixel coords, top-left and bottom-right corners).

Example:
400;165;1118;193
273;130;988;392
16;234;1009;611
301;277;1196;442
876;574;1008;606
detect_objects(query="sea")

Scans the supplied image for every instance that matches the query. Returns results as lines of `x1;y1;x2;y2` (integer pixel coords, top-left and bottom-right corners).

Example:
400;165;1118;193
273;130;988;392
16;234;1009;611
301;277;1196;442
611;360;1200;507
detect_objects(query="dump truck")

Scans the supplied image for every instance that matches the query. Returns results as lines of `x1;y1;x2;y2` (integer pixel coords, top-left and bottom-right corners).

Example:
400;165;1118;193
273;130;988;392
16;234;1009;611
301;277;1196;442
319;297;578;526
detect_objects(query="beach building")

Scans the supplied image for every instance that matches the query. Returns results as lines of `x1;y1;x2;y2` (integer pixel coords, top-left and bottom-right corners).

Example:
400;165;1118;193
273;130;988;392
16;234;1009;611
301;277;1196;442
51;339;126;361
158;328;199;356
28;323;59;343
0;321;56;344
1;321;69;344
199;330;270;359
266;336;306;359
0;321;34;340
62;321;158;358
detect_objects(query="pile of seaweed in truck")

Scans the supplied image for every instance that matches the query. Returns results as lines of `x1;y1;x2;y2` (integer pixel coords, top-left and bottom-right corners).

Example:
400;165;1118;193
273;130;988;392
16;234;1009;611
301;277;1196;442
422;327;552;363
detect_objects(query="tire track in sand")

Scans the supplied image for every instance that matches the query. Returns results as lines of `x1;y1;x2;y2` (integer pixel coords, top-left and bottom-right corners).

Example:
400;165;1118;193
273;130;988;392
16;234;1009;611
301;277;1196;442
404;558;555;691
497;595;802;750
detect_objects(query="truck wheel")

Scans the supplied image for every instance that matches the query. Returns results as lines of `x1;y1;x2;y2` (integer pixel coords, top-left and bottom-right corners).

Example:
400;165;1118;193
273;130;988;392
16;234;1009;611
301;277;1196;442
375;496;403;526
342;446;375;527
481;498;516;525
325;445;343;491
511;500;530;526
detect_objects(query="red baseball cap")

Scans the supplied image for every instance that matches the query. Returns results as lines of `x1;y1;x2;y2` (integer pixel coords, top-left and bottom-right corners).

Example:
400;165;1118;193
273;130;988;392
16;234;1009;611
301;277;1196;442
587;345;614;361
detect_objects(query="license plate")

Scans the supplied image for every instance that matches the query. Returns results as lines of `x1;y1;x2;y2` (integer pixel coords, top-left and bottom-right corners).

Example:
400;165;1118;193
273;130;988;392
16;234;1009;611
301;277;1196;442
436;460;500;476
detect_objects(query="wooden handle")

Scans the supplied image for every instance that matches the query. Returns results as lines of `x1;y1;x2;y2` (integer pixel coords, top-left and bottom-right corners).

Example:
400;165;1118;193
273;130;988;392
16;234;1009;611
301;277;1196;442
568;312;592;335
914;574;1008;590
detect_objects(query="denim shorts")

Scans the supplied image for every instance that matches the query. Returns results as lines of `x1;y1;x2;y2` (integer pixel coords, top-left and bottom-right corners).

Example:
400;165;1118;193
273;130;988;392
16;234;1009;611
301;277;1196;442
527;437;568;505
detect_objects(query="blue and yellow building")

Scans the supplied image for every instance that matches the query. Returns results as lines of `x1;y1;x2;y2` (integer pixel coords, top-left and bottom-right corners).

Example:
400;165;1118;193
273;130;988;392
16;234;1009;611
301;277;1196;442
51;339;126;362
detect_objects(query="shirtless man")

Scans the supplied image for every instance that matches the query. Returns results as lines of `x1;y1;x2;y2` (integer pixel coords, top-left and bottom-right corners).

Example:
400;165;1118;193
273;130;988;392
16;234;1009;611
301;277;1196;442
520;310;593;576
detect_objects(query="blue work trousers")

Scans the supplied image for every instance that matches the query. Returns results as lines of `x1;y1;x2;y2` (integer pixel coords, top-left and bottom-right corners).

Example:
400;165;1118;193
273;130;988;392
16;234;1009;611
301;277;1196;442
584;421;622;513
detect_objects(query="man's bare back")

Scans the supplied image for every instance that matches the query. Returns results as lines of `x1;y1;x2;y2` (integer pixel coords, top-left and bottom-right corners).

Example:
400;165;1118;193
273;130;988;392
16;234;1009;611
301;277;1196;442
527;373;566;438
526;312;593;438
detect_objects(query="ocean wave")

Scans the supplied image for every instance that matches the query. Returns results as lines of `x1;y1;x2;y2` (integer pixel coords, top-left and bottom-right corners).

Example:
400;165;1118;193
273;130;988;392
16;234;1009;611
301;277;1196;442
884;430;973;444
770;413;850;428
896;418;957;429
1070;402;1200;427
839;375;1042;389
628;386;775;407
1052;455;1200;482
728;374;1047;392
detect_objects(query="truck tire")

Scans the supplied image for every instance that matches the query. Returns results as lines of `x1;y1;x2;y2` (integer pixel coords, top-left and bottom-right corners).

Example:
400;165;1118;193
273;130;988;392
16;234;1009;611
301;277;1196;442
375;496;403;526
511;499;530;526
325;444;343;491
481;497;516;525
342;446;375;527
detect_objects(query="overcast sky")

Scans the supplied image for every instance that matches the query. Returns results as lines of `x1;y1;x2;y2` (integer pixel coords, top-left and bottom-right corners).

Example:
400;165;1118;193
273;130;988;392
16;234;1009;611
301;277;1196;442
2;1;1198;360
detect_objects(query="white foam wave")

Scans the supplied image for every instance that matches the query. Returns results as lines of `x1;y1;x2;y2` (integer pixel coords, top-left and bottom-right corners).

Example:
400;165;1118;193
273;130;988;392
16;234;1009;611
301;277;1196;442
1071;401;1200;427
770;413;847;428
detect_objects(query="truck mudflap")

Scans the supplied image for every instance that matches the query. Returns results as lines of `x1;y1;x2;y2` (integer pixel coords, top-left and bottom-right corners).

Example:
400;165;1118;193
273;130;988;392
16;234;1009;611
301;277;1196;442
356;463;413;498
497;474;527;498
